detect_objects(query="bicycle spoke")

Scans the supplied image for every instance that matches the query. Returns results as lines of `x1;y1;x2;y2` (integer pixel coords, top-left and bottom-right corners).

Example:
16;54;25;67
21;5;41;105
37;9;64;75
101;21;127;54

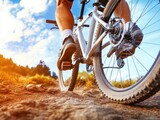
136;0;152;19
142;8;160;31
130;0;134;11
103;55;108;65
139;0;154;17
134;1;159;24
115;69;119;81
104;54;113;75
132;55;148;72
142;42;160;46
141;4;160;20
131;56;140;78
120;69;123;85
143;18;160;30
130;0;139;19
109;56;116;81
144;29;160;35
126;58;131;80
139;47;155;59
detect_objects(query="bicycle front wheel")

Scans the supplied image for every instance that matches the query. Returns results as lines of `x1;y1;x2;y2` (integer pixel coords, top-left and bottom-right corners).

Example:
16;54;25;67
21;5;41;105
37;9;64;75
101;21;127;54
58;36;81;91
93;0;160;104
58;63;79;91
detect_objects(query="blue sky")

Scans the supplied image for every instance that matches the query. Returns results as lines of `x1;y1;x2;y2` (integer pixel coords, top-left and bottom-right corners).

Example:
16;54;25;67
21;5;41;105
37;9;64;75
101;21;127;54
0;0;159;77
0;0;90;74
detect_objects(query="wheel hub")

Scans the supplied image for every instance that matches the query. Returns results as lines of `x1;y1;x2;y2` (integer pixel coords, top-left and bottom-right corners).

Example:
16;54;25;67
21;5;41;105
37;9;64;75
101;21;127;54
109;18;126;47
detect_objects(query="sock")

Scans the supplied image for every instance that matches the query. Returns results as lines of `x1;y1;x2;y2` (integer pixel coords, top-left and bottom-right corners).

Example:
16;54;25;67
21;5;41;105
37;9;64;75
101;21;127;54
62;29;73;41
125;21;134;32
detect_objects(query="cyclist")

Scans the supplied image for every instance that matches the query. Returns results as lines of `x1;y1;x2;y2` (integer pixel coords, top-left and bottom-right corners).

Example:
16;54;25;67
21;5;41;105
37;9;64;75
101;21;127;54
56;0;143;70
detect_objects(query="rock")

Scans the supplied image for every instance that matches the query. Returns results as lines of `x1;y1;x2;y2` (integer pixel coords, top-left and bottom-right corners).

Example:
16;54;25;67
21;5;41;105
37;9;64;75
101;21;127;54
0;106;8;112
0;113;10;120
25;84;35;91
46;88;60;94
25;84;46;92
0;96;11;103
0;85;10;94
20;100;36;108
0;85;160;120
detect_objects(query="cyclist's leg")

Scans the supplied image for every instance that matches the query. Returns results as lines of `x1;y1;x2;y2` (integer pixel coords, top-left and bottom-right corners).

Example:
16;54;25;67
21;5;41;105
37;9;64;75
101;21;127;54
114;0;131;23
56;0;76;70
108;0;143;58
56;0;74;32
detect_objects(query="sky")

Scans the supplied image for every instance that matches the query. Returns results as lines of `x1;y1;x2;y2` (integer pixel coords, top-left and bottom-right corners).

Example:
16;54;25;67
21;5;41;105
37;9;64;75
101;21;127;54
0;0;88;74
0;0;159;77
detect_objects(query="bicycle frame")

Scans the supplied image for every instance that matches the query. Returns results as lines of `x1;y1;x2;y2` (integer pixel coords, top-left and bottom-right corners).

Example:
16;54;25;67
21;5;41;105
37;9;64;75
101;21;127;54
46;0;121;65
75;0;117;63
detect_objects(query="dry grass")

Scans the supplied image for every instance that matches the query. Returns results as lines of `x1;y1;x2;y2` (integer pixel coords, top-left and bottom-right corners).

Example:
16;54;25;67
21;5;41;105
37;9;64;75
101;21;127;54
76;71;96;89
0;67;138;89
0;70;57;87
68;71;138;89
19;74;57;87
0;70;20;85
111;79;138;88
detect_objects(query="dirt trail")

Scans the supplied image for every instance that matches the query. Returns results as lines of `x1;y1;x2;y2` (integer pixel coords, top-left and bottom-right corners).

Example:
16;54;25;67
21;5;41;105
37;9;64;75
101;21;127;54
0;83;160;120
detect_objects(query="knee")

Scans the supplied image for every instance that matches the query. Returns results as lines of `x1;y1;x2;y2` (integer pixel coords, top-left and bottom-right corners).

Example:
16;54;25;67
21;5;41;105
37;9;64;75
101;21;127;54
56;0;73;9
120;0;127;5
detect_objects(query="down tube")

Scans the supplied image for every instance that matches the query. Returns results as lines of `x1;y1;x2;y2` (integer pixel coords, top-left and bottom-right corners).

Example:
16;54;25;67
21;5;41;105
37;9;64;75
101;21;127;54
85;8;97;55
77;27;87;57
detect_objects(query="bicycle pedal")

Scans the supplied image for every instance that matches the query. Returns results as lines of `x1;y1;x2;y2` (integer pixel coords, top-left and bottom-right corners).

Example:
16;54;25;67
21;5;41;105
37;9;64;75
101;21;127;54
61;61;72;70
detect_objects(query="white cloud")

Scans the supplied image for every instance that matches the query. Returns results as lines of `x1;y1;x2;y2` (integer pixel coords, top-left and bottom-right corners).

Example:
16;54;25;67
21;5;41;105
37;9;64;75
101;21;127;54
0;2;22;44
15;31;60;72
20;0;52;14
0;0;61;73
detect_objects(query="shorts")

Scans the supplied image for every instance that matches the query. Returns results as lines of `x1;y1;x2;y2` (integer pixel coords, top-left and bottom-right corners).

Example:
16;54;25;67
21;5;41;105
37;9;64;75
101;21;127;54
68;0;108;6
100;0;108;7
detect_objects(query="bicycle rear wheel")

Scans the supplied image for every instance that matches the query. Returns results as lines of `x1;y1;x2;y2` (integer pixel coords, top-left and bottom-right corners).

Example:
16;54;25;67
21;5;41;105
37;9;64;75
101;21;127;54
93;0;160;104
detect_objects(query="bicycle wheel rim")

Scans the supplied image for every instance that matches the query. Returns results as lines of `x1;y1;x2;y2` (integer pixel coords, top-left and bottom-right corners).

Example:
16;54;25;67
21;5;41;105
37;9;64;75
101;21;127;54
93;0;160;102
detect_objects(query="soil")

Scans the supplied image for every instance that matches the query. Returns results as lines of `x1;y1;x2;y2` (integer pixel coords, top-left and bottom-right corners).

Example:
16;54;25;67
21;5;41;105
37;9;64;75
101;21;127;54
0;82;160;120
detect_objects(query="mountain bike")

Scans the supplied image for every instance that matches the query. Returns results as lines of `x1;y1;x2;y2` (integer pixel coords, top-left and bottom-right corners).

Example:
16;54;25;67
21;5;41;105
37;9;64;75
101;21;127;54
47;0;160;104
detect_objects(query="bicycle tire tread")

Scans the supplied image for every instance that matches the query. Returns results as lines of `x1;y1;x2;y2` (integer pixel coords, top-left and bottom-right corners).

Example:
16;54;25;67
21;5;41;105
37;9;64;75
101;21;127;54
96;67;160;104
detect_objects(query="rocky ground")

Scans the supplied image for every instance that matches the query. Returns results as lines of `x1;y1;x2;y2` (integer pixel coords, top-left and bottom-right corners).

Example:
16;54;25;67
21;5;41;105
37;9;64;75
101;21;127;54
0;82;160;120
